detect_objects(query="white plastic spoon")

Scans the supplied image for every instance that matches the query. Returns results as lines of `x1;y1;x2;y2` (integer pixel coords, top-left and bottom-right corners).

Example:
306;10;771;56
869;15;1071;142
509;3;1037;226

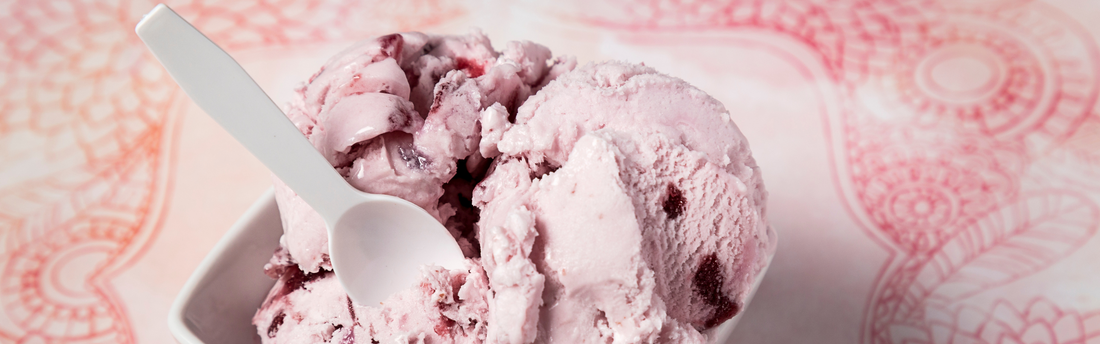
135;4;464;306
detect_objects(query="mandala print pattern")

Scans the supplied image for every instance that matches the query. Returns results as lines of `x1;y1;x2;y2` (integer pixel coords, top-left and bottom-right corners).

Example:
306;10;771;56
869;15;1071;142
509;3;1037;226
0;0;461;343
570;0;1100;343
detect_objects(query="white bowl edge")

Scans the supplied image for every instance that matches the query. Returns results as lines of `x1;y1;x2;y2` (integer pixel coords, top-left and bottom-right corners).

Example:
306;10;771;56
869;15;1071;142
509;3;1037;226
168;188;282;344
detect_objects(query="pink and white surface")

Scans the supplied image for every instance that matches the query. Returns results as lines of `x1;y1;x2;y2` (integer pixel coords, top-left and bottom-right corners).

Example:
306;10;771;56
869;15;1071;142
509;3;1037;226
2;0;1099;343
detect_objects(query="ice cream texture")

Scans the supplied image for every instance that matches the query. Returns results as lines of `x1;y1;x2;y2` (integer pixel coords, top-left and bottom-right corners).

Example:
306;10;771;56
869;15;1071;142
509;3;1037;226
252;30;775;344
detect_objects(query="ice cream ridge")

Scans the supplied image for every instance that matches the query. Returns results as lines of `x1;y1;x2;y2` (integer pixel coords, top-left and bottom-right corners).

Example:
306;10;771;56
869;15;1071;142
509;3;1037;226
253;30;776;344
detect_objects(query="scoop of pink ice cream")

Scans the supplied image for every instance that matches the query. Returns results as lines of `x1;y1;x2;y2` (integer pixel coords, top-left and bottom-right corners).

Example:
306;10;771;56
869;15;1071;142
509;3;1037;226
269;31;566;274
476;61;773;341
254;31;774;344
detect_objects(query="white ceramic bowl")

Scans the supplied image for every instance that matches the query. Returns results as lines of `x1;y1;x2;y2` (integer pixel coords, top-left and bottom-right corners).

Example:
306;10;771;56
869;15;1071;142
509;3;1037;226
168;188;773;344
168;188;281;343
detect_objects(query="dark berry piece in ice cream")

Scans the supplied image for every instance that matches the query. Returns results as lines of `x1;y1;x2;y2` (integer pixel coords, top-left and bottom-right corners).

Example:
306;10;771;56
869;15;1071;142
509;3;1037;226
692;253;741;328
455;57;484;78
664;183;686;219
275;264;328;301
267;311;286;338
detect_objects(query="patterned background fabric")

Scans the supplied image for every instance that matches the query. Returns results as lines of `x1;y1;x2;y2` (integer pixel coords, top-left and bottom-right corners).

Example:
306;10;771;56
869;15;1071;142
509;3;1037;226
1;0;1098;343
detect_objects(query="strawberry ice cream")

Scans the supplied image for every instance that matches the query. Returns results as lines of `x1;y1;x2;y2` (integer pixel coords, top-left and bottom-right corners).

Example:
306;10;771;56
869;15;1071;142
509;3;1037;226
252;31;775;344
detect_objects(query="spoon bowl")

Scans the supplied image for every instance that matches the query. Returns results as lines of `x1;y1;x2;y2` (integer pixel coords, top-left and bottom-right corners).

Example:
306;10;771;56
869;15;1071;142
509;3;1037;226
331;199;468;304
135;3;465;306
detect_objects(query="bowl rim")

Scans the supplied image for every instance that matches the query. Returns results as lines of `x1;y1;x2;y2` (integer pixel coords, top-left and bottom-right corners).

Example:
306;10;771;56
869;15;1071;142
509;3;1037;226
168;188;277;344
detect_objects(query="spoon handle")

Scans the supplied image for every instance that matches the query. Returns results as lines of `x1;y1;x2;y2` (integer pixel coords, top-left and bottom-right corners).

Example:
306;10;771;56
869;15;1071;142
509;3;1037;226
136;4;357;222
